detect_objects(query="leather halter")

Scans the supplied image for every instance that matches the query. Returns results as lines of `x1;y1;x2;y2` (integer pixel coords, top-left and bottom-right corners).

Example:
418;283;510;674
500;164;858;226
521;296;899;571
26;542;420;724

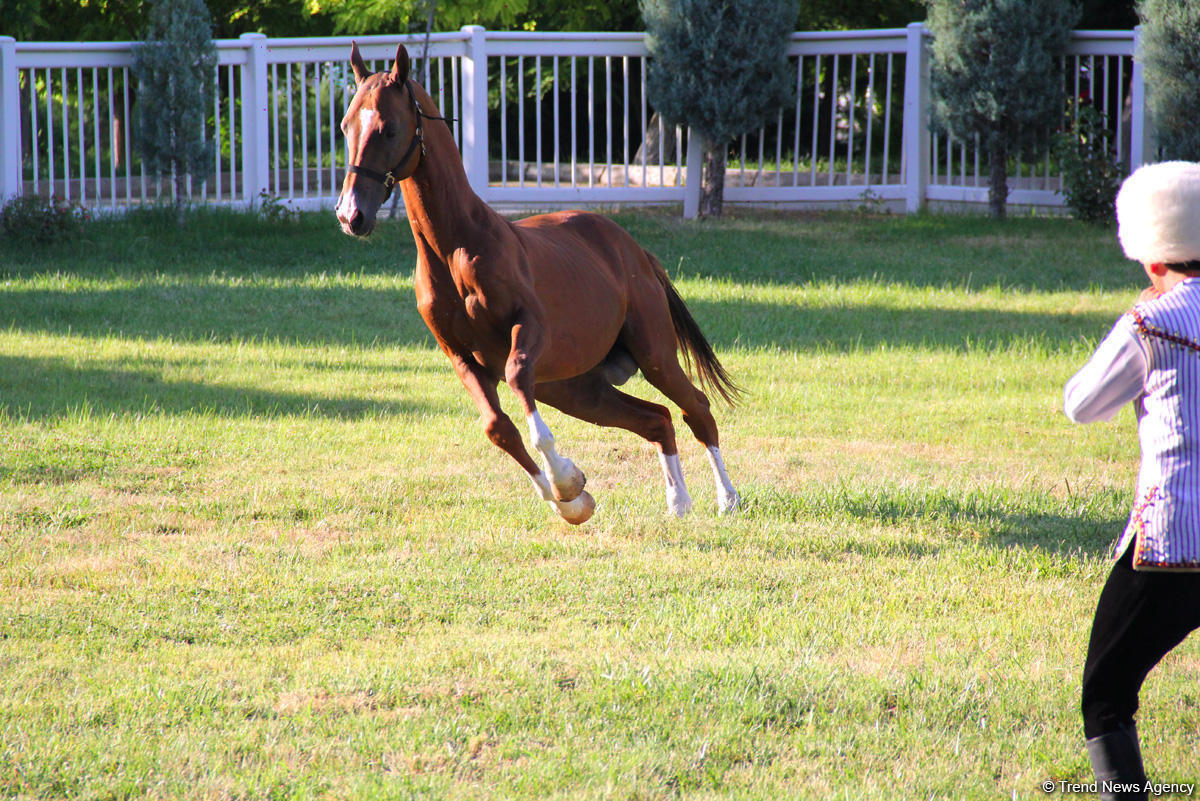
347;79;433;203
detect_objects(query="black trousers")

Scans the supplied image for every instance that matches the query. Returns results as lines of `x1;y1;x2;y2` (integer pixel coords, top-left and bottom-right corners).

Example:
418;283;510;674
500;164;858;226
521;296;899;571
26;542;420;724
1081;543;1200;739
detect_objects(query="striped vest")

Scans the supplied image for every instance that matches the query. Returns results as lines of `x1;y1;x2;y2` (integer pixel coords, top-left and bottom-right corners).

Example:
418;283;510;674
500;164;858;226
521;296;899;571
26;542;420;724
1118;279;1200;571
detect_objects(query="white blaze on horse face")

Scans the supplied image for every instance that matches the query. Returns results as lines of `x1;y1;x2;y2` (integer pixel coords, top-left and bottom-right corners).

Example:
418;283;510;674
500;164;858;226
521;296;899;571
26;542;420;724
357;108;379;154
706;446;740;515
658;452;693;518
335;108;382;235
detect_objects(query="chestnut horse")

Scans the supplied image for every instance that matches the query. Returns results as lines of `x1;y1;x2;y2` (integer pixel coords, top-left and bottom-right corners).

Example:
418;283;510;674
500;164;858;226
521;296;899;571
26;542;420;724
335;43;740;524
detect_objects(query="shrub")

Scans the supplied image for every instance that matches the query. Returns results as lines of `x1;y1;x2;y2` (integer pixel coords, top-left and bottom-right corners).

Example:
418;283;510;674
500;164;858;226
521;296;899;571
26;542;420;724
1137;0;1200;159
642;0;797;217
257;191;299;224
927;0;1081;219
132;0;217;222
0;195;90;245
1054;102;1123;224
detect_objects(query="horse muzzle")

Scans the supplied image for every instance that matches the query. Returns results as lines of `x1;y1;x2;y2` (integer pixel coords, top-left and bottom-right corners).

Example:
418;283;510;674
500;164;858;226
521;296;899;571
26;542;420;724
335;190;377;237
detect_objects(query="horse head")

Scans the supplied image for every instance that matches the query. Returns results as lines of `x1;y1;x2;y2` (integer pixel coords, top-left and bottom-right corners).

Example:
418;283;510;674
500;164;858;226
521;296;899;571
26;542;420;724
335;42;424;236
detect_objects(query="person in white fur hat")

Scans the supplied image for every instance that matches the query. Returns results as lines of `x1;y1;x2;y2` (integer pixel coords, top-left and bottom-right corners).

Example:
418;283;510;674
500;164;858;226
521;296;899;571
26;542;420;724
1064;161;1200;800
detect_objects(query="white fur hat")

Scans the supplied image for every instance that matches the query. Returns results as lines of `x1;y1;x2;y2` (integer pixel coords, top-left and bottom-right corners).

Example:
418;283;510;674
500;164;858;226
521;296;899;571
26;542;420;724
1116;161;1200;264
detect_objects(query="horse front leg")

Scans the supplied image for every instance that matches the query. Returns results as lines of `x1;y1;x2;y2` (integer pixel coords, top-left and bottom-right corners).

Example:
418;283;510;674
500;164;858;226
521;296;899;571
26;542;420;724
505;316;587;504
450;354;593;525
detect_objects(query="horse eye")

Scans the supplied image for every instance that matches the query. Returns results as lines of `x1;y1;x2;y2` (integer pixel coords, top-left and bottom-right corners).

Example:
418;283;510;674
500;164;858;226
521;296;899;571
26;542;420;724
384;126;397;139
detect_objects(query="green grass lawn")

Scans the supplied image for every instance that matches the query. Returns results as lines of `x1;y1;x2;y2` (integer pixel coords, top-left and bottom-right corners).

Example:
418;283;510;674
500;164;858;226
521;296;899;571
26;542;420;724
1;206;1194;800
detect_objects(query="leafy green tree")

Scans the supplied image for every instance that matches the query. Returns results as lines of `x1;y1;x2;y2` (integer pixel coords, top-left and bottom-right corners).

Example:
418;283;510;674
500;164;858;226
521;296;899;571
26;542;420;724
6;0;1139;40
1079;0;1136;27
131;0;217;221
309;0;525;34
926;0;1080;219
641;0;796;217
795;0;923;30
1137;0;1200;160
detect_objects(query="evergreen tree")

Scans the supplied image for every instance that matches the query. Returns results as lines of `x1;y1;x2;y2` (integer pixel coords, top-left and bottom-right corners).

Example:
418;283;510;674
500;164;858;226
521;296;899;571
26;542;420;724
1137;0;1200;160
132;0;217;220
641;0;796;217
926;0;1080;219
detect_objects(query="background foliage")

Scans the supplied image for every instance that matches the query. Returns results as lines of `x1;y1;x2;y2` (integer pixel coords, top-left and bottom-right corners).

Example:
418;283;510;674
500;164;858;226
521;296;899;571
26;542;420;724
1053;102;1124;224
1136;0;1200;161
641;0;796;217
131;0;218;216
1;0;1135;40
642;0;795;149
926;0;1081;219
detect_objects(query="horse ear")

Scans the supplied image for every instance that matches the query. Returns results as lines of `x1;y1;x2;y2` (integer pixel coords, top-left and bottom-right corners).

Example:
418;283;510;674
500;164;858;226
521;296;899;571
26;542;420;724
350;41;370;84
390;43;411;85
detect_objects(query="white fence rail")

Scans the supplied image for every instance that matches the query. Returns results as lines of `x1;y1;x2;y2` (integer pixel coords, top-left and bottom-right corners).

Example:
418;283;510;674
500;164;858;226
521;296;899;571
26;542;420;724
0;25;1149;217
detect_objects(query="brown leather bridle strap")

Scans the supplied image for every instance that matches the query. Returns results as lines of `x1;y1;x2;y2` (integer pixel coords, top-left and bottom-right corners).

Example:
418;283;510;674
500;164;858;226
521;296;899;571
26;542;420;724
346;79;434;202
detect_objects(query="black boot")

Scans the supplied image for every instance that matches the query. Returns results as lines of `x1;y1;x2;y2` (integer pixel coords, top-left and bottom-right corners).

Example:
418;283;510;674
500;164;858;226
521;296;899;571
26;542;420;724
1086;723;1148;800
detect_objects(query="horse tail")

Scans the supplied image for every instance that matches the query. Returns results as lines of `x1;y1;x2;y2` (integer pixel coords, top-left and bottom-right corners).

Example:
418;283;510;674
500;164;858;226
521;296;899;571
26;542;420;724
649;254;744;407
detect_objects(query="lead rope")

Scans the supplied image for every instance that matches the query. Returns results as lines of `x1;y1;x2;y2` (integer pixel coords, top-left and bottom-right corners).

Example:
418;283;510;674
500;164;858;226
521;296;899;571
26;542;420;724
389;0;438;219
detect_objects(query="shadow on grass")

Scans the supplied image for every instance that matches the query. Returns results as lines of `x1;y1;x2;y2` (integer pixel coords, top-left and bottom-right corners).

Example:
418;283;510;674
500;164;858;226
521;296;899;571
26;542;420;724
617;210;1139;293
0;208;417;282
0;283;433;348
2;208;1137;293
684;298;1118;353
742;483;1130;559
1;284;1118;353
0;354;435;421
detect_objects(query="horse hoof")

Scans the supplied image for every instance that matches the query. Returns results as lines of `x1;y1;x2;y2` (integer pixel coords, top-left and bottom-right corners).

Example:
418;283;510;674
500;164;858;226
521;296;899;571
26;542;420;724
718;490;741;515
555;490;595;525
667;489;693;518
551;461;586;502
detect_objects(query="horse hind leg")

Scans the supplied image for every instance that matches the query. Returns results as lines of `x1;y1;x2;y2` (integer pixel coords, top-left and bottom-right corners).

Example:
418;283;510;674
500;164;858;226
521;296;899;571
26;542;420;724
704;443;739;515
536;373;694;517
623;335;740;515
660;371;739;515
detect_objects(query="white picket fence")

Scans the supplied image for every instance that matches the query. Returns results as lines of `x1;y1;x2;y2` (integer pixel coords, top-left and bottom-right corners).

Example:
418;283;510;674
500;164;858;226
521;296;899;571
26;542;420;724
0;24;1150;217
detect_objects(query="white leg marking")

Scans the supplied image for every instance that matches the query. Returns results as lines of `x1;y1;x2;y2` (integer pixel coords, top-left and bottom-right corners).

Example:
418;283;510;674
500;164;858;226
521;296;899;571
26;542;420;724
529;471;556;502
527;411;556;453
526;411;585;501
529;470;594;525
706;446;740;515
658;452;693;517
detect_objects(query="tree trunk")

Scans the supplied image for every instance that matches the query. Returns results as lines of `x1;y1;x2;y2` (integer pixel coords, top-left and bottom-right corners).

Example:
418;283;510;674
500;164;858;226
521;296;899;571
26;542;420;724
633;111;677;167
988;137;1008;220
173;161;187;226
701;143;725;218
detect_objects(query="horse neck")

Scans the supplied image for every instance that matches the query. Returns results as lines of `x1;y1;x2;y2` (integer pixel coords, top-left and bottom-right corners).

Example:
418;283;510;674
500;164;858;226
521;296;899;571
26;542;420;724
399;84;499;262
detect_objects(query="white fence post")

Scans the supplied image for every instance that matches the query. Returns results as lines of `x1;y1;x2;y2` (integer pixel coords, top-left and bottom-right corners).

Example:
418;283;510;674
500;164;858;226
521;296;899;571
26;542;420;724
0;36;20;204
240;33;270;207
683;130;702;219
461;25;490;200
1129;25;1154;169
903;22;930;214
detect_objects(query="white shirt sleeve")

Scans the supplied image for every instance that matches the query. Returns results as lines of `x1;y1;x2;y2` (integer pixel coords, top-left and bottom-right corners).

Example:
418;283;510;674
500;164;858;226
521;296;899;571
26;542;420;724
1063;315;1148;424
